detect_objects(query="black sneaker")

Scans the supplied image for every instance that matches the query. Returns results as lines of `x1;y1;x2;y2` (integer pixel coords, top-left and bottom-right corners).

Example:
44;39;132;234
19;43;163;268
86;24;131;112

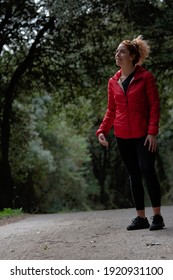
127;216;150;230
149;214;165;231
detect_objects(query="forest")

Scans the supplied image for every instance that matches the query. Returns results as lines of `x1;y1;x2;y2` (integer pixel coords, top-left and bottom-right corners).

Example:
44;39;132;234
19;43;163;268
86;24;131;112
0;0;173;213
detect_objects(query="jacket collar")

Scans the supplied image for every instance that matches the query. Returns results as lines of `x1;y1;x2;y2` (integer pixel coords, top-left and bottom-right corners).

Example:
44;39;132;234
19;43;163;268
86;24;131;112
113;65;145;82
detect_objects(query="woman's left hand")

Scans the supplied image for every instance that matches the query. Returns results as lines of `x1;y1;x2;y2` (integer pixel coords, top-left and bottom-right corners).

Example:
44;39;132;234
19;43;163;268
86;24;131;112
144;135;157;152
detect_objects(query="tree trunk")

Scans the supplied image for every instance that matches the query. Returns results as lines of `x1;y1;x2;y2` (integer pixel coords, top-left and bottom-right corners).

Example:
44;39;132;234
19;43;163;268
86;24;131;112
0;17;55;210
92;146;109;207
0;91;14;209
0;163;13;210
156;149;170;194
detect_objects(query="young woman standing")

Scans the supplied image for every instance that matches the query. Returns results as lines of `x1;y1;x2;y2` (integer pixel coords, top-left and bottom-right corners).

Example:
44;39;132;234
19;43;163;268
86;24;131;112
96;36;165;230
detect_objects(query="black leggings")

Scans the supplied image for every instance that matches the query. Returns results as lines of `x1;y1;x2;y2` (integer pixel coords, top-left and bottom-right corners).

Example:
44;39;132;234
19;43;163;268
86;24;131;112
116;137;161;210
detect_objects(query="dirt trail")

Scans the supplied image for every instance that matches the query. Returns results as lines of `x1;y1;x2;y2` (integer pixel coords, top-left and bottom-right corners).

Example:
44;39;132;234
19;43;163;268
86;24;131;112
0;206;173;260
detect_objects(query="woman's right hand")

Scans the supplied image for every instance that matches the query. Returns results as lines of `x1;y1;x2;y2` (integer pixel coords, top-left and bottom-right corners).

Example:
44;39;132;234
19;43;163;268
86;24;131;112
98;133;108;147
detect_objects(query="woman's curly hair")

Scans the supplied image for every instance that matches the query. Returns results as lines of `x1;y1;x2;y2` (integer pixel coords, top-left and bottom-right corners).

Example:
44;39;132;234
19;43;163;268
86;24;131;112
122;35;150;65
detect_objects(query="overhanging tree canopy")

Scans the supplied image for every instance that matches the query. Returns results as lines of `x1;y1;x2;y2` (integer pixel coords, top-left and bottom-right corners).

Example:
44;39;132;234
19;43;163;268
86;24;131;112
0;0;173;211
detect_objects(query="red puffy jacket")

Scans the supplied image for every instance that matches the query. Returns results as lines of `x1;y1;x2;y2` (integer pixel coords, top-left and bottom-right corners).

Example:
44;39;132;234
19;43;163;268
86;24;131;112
96;65;160;139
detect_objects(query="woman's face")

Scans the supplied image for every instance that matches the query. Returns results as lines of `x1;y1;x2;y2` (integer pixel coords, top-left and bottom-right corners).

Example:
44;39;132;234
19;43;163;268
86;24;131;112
115;43;134;67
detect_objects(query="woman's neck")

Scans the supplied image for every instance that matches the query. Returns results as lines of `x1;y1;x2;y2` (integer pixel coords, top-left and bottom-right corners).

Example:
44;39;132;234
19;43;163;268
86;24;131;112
121;65;136;78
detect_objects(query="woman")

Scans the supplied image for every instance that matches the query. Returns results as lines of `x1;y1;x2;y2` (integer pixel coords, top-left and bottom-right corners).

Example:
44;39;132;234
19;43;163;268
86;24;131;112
96;36;165;230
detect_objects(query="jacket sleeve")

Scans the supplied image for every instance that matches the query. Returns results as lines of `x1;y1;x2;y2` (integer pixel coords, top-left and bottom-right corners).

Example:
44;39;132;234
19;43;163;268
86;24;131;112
145;72;160;136
96;78;116;136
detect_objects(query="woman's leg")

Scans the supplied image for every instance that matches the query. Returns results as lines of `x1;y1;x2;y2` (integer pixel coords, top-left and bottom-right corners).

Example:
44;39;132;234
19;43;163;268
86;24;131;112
136;137;161;209
116;137;145;212
116;137;151;230
136;137;165;230
117;137;164;230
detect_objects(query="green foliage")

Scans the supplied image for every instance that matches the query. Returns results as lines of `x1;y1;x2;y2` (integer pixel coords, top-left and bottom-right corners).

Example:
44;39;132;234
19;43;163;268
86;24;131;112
36;110;100;212
1;0;173;211
9;94;100;213
32;119;99;213
0;208;23;218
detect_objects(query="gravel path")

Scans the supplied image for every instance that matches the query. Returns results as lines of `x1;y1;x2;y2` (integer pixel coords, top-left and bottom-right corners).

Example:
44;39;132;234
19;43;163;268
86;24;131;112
0;206;173;260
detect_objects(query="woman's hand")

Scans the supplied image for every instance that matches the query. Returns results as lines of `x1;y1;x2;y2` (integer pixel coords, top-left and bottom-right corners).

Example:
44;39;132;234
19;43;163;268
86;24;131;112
98;133;108;147
144;134;157;152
